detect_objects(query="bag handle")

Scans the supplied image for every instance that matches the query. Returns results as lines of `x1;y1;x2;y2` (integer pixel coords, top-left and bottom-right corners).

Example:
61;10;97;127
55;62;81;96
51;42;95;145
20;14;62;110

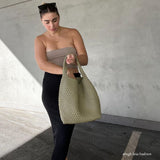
63;53;87;78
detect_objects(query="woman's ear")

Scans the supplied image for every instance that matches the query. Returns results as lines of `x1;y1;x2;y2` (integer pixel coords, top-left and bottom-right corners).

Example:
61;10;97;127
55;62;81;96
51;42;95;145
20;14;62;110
40;17;43;22
41;19;45;27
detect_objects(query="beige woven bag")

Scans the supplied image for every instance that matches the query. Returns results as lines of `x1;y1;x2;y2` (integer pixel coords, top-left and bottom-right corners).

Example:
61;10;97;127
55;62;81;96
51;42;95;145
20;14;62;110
58;53;101;124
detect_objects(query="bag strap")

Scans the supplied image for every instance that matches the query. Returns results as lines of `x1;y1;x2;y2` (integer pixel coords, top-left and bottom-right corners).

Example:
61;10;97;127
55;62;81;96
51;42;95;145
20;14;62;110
63;53;87;78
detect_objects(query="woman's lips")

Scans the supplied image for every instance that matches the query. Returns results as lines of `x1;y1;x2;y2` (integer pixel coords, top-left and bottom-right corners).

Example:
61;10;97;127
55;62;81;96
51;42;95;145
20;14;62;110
50;28;56;31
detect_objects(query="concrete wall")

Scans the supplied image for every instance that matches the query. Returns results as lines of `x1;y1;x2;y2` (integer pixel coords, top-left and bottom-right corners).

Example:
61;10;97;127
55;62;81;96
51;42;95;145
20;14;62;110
0;0;160;123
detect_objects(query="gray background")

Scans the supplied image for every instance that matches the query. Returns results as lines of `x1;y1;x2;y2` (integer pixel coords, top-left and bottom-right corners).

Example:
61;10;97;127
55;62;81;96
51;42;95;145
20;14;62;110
0;0;160;129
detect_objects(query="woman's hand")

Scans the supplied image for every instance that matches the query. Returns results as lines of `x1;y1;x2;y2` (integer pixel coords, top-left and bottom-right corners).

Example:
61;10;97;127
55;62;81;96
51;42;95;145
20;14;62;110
67;68;76;79
66;54;77;79
66;54;76;65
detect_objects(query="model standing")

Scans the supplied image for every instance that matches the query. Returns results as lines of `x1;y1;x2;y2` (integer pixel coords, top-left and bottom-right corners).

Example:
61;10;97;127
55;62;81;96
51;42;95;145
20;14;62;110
34;2;88;160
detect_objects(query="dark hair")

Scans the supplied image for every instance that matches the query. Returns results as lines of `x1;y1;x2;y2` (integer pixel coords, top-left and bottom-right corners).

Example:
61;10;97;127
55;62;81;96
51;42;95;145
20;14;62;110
38;2;59;18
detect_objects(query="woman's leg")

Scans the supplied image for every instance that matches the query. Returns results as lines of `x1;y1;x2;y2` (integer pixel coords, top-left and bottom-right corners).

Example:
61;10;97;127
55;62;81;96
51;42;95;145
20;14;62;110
51;122;75;160
42;99;75;160
42;72;78;160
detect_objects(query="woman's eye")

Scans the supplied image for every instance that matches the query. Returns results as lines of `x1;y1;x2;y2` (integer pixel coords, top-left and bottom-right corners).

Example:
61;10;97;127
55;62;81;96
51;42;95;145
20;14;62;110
53;18;58;22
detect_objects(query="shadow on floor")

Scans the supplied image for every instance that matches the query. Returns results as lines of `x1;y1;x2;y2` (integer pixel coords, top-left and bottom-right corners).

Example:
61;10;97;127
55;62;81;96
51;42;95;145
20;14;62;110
0;127;53;160
1;121;160;160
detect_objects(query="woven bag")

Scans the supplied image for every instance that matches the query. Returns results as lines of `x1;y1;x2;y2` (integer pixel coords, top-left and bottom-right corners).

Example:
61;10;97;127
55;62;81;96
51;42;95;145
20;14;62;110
58;53;101;124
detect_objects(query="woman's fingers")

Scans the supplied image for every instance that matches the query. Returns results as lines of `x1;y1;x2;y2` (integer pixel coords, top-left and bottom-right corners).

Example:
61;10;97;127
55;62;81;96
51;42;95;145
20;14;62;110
66;54;76;64
68;73;76;79
67;69;76;79
67;54;74;59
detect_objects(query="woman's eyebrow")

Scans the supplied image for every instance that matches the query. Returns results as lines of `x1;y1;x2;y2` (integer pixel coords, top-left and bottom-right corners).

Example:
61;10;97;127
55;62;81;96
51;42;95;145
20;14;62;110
43;17;58;22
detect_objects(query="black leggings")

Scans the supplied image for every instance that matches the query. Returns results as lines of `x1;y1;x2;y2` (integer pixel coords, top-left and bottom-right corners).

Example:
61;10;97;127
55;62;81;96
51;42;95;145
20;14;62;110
42;71;81;160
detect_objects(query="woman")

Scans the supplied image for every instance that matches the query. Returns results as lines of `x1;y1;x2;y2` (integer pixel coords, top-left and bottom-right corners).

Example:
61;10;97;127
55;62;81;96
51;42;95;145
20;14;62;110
34;2;88;160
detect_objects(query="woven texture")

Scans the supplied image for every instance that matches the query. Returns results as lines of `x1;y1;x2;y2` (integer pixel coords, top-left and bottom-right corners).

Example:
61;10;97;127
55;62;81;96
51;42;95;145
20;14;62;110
58;54;101;124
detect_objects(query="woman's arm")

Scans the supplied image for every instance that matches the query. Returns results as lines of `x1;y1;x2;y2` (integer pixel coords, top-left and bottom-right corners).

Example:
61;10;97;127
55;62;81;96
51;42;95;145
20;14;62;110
34;36;63;74
72;29;88;66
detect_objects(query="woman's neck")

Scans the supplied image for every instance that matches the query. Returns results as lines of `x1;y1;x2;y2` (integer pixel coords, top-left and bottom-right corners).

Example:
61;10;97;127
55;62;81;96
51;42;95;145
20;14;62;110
47;26;62;37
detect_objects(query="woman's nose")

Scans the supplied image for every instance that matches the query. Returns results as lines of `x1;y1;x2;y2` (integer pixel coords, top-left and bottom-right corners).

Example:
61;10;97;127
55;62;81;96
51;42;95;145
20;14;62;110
49;22;55;28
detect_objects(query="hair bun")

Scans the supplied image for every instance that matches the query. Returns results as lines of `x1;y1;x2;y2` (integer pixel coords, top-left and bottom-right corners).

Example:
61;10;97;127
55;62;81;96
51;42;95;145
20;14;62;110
38;2;59;17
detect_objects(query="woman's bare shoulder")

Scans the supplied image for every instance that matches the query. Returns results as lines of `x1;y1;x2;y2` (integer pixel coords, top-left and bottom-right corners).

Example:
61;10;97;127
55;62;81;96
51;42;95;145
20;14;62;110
35;32;47;40
61;26;79;34
35;32;47;46
69;28;82;38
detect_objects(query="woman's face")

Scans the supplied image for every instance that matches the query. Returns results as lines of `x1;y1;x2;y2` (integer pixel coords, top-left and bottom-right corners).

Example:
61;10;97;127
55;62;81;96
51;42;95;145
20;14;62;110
41;12;60;33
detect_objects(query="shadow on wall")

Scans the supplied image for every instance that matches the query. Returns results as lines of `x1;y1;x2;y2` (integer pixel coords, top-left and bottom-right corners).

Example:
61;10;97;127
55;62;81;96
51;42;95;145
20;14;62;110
0;38;45;111
0;1;44;84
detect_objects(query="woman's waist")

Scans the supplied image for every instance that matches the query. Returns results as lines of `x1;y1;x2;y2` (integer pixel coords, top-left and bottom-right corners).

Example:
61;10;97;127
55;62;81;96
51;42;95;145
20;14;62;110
48;59;78;69
44;70;81;77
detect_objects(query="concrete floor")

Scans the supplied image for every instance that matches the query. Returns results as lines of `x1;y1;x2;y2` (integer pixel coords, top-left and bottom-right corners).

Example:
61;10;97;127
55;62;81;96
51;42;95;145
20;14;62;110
0;107;160;160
